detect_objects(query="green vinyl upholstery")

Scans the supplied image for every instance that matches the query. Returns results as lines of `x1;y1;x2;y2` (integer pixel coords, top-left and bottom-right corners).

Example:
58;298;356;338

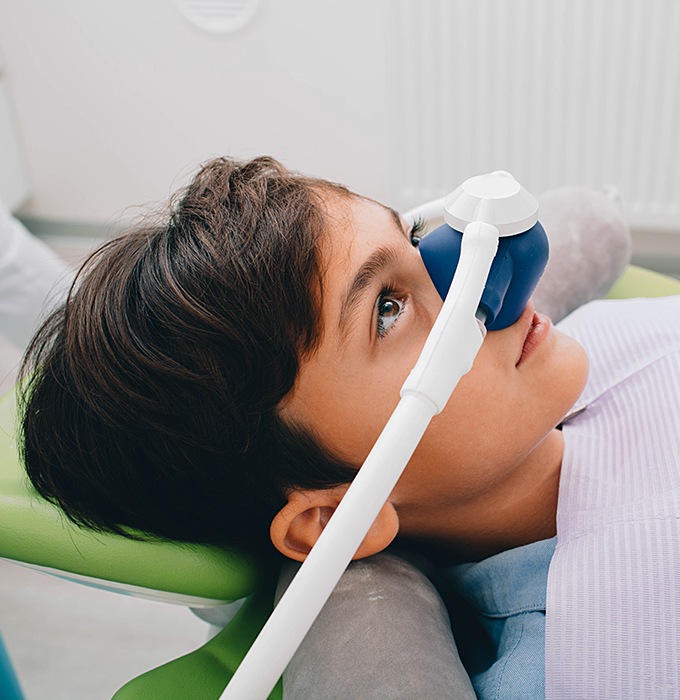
0;388;261;605
0;382;280;698
605;264;680;300
112;588;283;700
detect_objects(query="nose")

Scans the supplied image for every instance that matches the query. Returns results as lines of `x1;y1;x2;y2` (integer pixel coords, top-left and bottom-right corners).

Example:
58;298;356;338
418;220;549;330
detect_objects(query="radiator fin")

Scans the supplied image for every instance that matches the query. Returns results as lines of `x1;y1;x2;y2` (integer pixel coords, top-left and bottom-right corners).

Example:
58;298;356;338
396;0;680;230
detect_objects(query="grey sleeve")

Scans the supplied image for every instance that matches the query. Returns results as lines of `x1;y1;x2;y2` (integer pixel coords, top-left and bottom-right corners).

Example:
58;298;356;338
0;202;73;349
278;553;476;700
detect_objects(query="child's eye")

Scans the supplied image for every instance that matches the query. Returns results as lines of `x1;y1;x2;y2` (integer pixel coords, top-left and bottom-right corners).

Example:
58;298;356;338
377;294;404;338
410;217;425;247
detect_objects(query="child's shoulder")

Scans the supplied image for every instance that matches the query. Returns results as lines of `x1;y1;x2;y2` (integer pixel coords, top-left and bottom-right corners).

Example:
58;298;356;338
557;295;680;349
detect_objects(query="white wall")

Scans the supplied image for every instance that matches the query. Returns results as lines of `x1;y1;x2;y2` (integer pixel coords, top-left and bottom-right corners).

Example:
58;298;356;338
0;0;397;222
2;0;680;242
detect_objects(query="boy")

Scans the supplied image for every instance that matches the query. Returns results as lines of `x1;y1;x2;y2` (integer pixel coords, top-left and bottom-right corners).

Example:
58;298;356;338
19;156;680;698
20;155;588;563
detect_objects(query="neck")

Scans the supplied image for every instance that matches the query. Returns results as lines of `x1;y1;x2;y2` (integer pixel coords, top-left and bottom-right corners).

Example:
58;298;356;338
401;429;564;563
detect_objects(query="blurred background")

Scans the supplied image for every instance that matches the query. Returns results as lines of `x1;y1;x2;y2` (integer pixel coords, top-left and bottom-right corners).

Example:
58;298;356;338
1;0;679;697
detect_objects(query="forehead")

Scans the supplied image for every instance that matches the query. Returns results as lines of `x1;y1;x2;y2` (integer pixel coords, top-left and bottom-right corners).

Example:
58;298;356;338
313;195;410;341
320;195;404;266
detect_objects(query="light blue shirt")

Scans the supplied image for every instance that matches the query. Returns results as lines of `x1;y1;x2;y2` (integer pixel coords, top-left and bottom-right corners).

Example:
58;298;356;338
444;537;556;700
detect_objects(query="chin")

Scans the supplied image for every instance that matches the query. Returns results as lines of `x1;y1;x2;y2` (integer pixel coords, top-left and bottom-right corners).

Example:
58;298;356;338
554;329;590;403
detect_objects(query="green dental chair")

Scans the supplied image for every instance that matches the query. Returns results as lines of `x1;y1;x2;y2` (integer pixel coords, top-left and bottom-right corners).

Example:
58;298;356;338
0;381;281;699
1;265;679;700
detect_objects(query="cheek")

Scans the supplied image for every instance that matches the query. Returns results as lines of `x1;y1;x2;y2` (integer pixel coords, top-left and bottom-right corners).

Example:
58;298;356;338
401;330;588;499
333;333;433;462
285;359;405;466
332;372;410;463
405;353;507;471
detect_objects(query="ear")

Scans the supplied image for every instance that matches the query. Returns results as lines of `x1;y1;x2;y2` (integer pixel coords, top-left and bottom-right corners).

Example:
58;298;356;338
270;486;399;562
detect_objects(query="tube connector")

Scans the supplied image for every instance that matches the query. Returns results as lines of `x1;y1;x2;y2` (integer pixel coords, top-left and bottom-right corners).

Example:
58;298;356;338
444;171;539;237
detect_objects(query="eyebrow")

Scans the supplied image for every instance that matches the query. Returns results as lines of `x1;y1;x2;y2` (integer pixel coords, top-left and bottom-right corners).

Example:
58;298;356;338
337;246;399;340
336;207;410;340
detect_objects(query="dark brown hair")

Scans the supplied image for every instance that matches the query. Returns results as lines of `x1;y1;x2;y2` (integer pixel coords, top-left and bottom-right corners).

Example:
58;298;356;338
19;156;356;556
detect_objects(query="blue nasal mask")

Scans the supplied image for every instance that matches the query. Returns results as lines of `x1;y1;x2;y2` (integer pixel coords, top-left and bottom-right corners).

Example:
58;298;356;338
417;170;549;331
420;219;548;330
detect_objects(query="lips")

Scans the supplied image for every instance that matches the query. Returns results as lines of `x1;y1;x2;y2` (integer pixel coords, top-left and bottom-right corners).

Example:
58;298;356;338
516;307;551;367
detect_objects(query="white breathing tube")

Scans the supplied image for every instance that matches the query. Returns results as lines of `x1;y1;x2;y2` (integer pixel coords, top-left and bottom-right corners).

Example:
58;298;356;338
220;172;539;700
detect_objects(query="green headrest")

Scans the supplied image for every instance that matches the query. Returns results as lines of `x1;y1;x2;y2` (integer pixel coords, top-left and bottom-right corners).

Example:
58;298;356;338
0;385;261;604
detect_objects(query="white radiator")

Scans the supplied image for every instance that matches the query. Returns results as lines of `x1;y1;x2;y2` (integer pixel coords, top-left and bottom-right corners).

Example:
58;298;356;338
394;0;680;231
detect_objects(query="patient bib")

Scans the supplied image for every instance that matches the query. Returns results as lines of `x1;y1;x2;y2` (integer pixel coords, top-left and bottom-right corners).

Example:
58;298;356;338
547;296;680;698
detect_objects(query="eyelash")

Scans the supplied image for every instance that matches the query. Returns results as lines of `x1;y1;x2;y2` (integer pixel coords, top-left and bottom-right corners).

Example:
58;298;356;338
376;286;407;339
410;217;426;246
374;217;423;339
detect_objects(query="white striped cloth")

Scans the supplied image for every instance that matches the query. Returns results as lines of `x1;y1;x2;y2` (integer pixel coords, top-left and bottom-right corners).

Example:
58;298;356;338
547;296;680;699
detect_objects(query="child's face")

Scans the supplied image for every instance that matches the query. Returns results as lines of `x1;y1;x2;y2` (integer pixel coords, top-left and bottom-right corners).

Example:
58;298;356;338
280;195;588;537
